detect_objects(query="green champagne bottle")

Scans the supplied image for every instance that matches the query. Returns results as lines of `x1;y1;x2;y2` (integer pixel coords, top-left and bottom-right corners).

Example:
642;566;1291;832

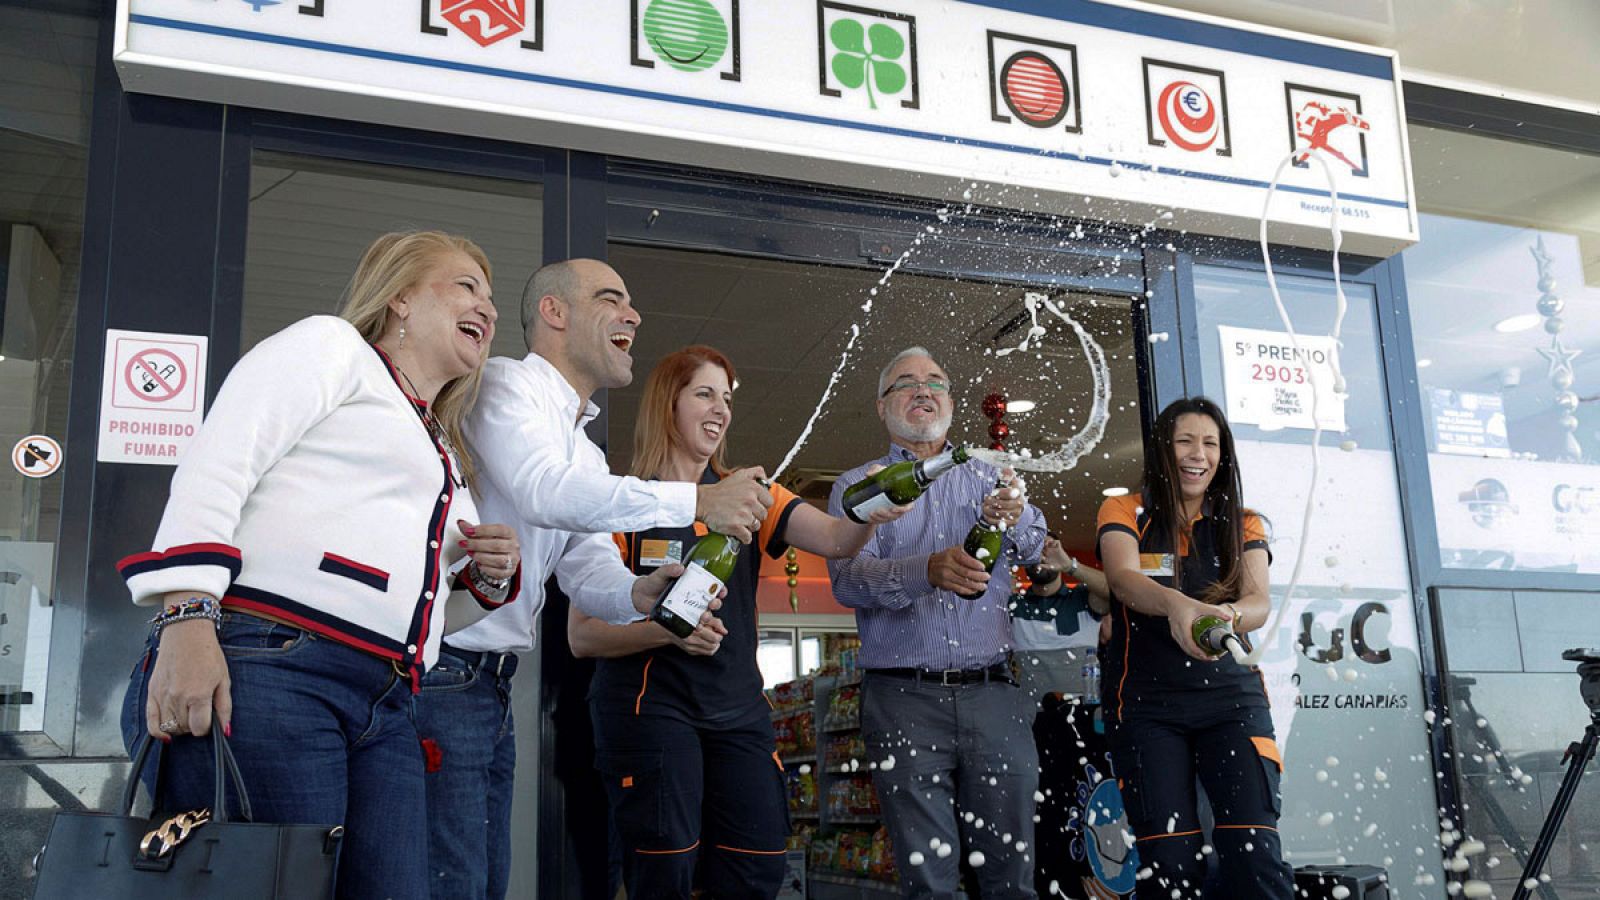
1191;613;1244;659
956;476;1009;600
957;522;1004;600
841;446;971;524
650;531;741;639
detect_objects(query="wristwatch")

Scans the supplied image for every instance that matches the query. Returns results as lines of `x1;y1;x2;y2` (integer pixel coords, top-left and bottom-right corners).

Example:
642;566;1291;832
1067;557;1079;576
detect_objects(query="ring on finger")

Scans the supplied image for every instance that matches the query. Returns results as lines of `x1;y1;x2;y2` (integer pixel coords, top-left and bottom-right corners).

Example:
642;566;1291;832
158;717;181;734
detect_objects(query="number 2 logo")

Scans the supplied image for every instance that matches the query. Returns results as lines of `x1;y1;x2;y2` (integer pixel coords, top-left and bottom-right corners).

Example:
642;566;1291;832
458;8;510;42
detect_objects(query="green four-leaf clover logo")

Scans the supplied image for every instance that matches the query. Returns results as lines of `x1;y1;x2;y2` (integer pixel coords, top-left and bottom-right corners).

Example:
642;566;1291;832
828;18;906;110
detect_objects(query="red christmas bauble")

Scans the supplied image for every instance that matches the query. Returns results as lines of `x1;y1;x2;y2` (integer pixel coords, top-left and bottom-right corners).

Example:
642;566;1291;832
982;393;1006;420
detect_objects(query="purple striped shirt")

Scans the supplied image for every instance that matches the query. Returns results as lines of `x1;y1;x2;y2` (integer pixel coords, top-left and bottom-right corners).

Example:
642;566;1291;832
827;442;1047;671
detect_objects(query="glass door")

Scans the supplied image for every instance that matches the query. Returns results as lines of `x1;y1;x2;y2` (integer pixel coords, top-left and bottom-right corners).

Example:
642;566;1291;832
1188;256;1445;887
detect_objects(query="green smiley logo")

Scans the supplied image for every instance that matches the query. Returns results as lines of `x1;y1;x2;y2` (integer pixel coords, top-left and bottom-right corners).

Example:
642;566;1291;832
642;0;729;73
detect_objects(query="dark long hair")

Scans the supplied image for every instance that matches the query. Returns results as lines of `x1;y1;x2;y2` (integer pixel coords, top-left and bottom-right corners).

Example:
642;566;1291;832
1141;396;1250;604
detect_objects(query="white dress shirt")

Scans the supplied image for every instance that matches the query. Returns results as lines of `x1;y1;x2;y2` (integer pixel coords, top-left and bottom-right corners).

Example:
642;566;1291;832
449;352;698;653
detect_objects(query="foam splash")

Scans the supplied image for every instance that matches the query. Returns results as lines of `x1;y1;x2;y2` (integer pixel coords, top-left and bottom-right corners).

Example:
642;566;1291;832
1235;147;1350;668
770;199;964;481
968;292;1112;474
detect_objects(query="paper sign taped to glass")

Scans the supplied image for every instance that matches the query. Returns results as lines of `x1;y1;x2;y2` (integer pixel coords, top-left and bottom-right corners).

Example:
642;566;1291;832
1217;325;1347;432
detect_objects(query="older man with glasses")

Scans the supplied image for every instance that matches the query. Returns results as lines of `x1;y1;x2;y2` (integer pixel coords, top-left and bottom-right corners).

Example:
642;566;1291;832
827;346;1047;899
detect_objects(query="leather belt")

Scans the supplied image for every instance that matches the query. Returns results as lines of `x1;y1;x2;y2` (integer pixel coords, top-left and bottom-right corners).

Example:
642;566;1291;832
440;644;519;679
871;662;1014;687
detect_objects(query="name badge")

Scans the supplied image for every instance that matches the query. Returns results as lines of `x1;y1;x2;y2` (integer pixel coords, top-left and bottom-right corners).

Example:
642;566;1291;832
1139;553;1175;577
639;539;683;568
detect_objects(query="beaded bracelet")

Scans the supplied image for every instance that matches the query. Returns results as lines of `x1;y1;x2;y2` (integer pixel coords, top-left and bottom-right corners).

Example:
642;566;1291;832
150;596;222;635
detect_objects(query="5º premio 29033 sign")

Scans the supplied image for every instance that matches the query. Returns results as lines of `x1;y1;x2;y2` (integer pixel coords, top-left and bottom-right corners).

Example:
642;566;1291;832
97;329;208;465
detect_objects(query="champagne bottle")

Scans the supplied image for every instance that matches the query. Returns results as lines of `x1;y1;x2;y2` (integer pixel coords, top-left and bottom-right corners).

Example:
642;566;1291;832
1191;613;1244;659
955;476;1010;600
841;446;971;523
651;531;741;639
956;520;1004;600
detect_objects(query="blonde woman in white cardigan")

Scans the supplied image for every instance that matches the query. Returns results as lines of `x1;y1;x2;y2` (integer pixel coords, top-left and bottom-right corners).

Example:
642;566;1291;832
118;231;522;900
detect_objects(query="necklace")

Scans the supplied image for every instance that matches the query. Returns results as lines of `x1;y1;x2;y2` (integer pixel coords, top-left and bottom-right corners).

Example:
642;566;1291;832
392;359;453;451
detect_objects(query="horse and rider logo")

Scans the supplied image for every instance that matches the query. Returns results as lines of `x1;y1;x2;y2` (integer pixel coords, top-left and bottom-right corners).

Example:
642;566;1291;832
1286;84;1371;176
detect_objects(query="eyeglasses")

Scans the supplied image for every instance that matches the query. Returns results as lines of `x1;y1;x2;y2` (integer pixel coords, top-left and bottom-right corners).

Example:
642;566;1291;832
881;379;950;398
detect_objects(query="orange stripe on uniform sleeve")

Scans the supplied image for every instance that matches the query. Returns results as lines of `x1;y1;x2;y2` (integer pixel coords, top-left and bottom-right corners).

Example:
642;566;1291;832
759;483;801;556
1096;495;1141;533
1242;510;1267;544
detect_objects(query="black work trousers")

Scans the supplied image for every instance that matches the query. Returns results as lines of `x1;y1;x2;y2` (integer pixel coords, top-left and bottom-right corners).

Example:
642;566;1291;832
592;702;789;900
1108;705;1294;899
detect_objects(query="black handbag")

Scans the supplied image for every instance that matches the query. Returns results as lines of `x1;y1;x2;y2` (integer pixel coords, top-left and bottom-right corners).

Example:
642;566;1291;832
31;718;344;899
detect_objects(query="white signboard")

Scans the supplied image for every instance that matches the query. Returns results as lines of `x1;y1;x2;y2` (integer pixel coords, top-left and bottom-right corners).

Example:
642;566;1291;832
1430;452;1600;573
113;0;1415;255
1217;324;1347;432
97;328;208;465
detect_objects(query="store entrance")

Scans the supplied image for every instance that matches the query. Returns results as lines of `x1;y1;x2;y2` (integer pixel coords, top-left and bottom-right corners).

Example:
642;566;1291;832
536;162;1160;898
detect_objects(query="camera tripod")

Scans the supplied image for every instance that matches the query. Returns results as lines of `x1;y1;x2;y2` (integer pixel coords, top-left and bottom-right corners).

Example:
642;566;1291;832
1510;648;1600;900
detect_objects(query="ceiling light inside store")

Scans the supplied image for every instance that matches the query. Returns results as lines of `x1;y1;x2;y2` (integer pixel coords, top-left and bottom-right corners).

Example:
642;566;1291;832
1492;314;1541;334
1006;400;1036;413
1102;486;1130;497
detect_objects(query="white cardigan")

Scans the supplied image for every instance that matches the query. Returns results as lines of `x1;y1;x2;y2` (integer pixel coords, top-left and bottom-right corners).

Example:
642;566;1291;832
118;316;517;677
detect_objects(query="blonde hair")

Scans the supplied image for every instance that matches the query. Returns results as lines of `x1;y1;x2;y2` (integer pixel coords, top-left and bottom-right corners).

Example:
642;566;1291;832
338;230;492;486
630;346;737;481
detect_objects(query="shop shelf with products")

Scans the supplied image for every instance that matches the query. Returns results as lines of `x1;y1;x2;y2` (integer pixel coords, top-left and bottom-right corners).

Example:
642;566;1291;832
809;670;899;895
769;635;902;896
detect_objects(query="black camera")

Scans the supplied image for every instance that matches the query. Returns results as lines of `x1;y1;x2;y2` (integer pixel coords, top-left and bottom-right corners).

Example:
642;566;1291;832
1564;648;1600;714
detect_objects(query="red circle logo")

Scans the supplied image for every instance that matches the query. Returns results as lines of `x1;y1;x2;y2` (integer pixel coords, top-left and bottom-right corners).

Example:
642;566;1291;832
1001;51;1069;128
1156;81;1219;152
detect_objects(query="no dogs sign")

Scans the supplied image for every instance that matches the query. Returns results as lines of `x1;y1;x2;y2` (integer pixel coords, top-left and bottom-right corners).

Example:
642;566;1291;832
98;329;208;465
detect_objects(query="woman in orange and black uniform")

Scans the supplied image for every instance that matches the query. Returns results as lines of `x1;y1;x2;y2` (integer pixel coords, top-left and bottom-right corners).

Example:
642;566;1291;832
1096;396;1293;899
570;345;906;900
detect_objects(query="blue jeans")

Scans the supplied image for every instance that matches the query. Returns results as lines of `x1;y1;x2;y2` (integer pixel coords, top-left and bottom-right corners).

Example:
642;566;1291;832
414;646;518;900
121;611;429;900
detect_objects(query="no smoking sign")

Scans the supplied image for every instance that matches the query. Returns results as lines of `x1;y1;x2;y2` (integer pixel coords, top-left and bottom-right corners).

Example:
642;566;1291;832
99;329;208;465
112;337;200;412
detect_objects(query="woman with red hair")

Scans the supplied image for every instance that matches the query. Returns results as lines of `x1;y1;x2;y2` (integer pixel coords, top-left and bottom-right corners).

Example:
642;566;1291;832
571;345;906;899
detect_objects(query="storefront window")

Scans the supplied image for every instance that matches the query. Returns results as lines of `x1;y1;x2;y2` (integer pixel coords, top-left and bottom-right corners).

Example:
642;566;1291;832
1404;123;1600;896
1404;126;1600;573
1194;265;1442;886
0;3;94;734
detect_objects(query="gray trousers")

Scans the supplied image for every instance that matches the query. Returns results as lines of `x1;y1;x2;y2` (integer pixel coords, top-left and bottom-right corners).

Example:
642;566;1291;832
861;673;1039;899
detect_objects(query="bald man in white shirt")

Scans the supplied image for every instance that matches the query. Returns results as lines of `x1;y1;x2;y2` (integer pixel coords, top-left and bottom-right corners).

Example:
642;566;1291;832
415;259;772;900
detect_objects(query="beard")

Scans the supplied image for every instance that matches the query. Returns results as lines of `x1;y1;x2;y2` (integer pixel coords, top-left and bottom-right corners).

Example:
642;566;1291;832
887;408;952;444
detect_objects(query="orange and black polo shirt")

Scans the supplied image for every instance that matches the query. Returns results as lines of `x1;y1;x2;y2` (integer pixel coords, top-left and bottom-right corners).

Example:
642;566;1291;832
1095;492;1271;723
589;467;802;725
